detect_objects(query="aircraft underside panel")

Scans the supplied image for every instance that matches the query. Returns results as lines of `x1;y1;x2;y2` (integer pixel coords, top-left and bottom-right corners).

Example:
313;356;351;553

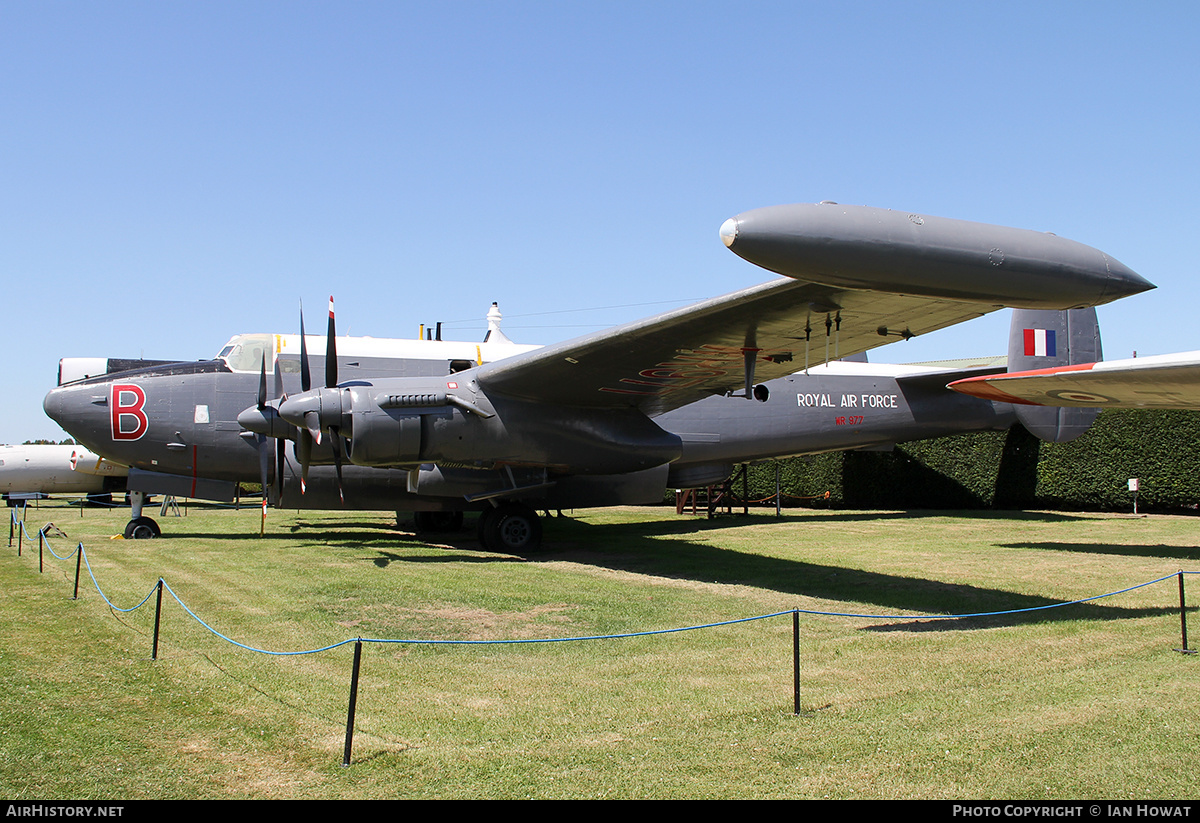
538;465;671;508
275;457;671;513
126;468;237;503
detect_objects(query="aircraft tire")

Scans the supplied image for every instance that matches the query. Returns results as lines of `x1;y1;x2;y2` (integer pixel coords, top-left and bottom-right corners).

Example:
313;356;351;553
487;503;543;553
124;516;161;540
476;507;502;551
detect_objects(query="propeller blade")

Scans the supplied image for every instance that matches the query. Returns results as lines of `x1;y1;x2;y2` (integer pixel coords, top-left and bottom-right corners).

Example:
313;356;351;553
275;437;286;503
299;302;312;393
325;295;337;389
257;353;268;410
283;296;345;503
297;431;312;494
330;425;345;504
304;410;322;446
273;355;285;402
257;433;270;492
258;433;270;537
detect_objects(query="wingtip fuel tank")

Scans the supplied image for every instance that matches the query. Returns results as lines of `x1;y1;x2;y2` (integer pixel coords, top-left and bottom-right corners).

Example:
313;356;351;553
720;203;1154;309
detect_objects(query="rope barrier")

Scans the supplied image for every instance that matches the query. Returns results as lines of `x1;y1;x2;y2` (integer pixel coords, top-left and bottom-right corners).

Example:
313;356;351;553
20;521;1199;763
26;523;1199;653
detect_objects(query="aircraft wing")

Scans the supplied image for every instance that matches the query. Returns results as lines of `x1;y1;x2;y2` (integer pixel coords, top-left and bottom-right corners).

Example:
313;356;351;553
476;276;999;417
947;352;1200;410
475;203;1152;417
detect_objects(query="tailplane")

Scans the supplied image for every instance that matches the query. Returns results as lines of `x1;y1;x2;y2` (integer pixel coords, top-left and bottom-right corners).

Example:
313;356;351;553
1007;307;1102;443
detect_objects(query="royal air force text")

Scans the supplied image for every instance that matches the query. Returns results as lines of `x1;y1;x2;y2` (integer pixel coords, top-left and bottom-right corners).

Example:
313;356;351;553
796;393;898;409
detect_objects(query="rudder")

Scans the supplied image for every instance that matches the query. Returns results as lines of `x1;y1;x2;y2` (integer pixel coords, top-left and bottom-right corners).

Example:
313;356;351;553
1007;308;1102;443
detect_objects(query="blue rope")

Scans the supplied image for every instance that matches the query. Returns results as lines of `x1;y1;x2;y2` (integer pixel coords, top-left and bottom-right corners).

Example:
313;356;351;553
97;567;1200;653
789;572;1186;620
79;547;160;614
36;529;79;561
361;611;787;646
21;529;1199;656
159;580;356;656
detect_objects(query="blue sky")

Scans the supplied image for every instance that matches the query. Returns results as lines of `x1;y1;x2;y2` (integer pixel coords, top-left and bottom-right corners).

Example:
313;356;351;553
4;2;1198;440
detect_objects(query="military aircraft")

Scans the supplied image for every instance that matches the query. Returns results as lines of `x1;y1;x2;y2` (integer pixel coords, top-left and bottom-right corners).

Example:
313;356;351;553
46;303;1103;539
0;443;128;505
948;351;1200;410
43;203;1153;548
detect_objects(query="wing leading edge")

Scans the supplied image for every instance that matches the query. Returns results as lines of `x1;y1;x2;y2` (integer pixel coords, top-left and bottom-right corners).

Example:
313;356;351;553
475;276;1004;416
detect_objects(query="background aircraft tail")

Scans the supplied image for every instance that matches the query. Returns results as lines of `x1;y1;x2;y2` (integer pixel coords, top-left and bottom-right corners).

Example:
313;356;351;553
1007;307;1102;443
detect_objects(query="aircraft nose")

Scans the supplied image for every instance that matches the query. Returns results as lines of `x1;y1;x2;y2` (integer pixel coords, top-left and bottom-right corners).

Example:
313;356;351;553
43;386;64;424
43;383;109;442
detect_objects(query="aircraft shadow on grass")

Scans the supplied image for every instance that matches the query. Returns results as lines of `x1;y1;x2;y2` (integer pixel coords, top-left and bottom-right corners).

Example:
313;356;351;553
998;541;1200;562
158;510;1187;632
738;509;1095;525
302;509;1180;634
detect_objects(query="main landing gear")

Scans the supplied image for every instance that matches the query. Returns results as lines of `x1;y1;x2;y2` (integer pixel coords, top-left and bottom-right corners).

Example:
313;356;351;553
403;505;543;552
123;490;161;540
476;502;543;553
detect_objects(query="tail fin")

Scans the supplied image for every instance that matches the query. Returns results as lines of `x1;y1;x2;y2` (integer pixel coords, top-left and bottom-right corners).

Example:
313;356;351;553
1007;308;1102;443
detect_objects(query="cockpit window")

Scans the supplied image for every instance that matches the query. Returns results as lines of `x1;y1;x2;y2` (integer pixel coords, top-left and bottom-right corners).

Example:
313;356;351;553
218;335;273;373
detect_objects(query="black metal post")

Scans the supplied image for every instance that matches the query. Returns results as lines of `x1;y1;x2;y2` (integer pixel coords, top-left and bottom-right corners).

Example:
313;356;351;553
775;463;781;518
792;609;800;715
8;511;13;547
151;579;163;660
1179;572;1192;654
343;640;363;766
17;519;22;556
73;544;82;600
38;529;44;573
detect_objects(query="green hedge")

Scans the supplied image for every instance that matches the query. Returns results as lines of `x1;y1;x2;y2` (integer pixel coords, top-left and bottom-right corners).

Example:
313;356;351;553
735;409;1200;513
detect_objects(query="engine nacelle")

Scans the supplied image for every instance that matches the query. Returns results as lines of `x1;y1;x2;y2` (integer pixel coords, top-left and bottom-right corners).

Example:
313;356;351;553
346;408;424;466
339;377;683;475
344;381;463;467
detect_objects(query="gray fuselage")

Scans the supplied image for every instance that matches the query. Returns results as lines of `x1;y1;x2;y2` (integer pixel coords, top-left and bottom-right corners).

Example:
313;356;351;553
44;351;1014;509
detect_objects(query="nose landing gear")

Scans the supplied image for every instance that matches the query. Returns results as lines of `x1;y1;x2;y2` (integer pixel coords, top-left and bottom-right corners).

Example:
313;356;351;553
123;490;161;540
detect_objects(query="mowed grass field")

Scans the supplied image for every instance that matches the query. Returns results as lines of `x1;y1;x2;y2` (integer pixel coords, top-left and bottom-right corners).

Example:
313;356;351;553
1;501;1197;799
